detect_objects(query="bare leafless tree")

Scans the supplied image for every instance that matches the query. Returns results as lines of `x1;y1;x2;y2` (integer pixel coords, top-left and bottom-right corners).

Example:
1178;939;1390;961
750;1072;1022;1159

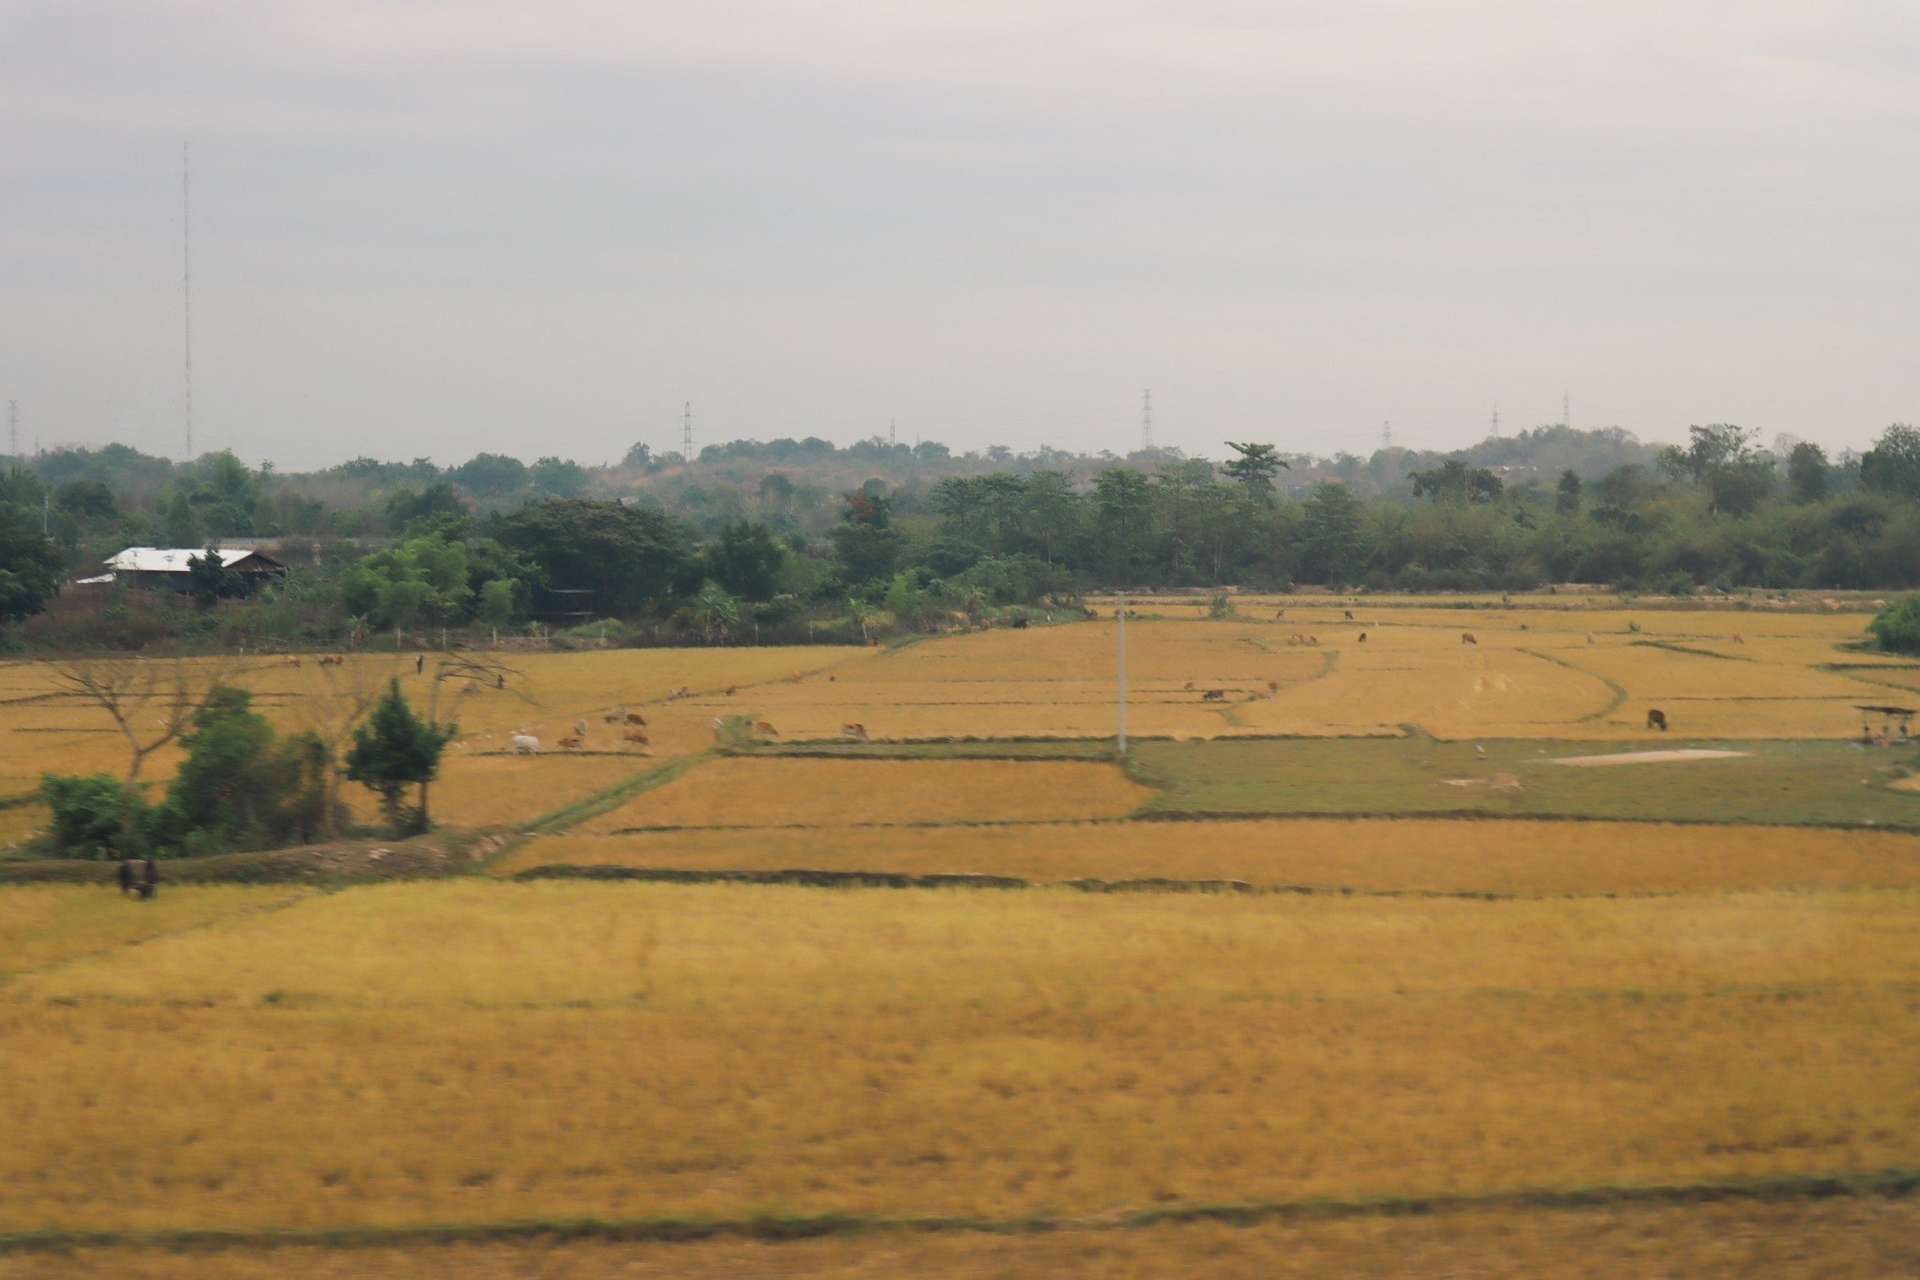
45;654;256;787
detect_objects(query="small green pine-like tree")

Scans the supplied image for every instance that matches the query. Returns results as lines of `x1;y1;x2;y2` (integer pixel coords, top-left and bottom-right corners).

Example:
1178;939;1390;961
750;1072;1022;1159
345;680;456;832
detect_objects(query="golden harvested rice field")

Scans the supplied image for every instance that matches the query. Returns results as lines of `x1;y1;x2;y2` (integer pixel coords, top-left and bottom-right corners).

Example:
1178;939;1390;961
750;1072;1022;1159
3;882;1917;1238
500;818;1920;894
8;594;1920;1275
576;757;1154;830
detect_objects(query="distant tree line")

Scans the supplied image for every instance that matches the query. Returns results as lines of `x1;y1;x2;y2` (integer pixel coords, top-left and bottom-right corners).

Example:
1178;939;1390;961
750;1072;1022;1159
6;422;1920;652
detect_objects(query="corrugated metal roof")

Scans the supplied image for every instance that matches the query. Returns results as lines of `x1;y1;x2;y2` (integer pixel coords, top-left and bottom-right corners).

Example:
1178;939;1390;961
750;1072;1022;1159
103;547;263;573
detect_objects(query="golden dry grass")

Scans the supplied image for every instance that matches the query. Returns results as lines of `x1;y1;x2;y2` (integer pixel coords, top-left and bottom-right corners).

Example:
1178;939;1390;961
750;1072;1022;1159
497;818;1920;894
12;1199;1920;1279
576;757;1154;830
342;754;649;829
2;882;1916;1233
0;885;303;975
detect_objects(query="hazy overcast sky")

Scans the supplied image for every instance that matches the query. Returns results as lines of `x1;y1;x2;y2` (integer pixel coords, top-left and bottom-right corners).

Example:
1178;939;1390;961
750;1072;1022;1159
3;1;1915;469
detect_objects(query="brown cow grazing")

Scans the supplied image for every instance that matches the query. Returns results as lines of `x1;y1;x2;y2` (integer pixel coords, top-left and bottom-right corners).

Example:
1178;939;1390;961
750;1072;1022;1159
1011;616;1030;630
1358;631;1368;644
623;729;650;745
557;735;584;750
625;712;647;727
285;656;303;668
604;706;626;723
1306;635;1319;646
1731;634;1745;645
841;723;869;741
754;720;779;737
1202;689;1226;702
572;719;589;739
1646;709;1668;732
725;685;737;696
1184;681;1196;690
1273;608;1285;619
1461;633;1478;646
1266;680;1280;693
1344;610;1355;621
415;653;425;675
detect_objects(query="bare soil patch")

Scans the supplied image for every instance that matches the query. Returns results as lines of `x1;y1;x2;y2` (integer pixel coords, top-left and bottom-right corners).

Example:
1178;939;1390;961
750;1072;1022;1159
1551;749;1751;767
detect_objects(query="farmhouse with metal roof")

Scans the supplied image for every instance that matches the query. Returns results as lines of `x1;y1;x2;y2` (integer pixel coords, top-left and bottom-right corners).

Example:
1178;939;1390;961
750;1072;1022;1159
82;547;287;593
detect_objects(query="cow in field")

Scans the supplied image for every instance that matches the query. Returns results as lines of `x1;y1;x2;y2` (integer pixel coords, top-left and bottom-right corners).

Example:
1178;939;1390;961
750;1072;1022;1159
1646;709;1668;732
1357;631;1367;644
754;720;778;737
604;706;627;723
1343;610;1355;621
625;712;647;726
572;719;589;739
557;735;584;750
1202;689;1227;702
1011;616;1030;630
1461;633;1478;646
841;723;869;741
511;734;540;755
623;729;650;745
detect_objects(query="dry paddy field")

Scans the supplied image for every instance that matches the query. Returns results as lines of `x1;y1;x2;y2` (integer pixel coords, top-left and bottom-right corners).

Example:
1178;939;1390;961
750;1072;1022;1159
8;594;1920;1275
1;881;1917;1271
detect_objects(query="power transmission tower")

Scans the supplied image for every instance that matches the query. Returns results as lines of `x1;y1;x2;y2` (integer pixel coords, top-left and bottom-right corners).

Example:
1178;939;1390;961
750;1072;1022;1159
1381;420;1392;450
889;418;897;448
1491;406;1501;437
1141;389;1153;451
7;401;15;467
681;401;693;462
182;141;194;460
1563;391;1571;431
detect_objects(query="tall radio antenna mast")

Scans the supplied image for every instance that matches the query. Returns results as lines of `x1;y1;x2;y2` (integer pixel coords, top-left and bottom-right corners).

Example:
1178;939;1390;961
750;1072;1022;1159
1140;388;1153;451
681;401;693;462
1491;406;1501;437
1563;391;1571;431
7;401;16;467
182;141;194;461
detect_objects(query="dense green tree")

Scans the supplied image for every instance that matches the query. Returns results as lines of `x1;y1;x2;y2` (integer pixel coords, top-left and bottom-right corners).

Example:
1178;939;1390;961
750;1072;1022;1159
1298;483;1368;584
704;520;785;601
450;452;529;497
1410;458;1503;504
1555;469;1582;515
1093;468;1154;582
1222;442;1288;504
1861;425;1920;499
1788;442;1831;503
0;504;61;621
385;482;467;532
495;498;699;617
185;546;242;609
530;456;589;498
345;680;456;831
828;488;905;586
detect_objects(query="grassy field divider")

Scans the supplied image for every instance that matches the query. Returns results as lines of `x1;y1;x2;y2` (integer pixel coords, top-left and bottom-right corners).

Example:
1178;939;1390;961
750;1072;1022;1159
1;1168;1913;1256
510;862;1827;902
518;754;713;836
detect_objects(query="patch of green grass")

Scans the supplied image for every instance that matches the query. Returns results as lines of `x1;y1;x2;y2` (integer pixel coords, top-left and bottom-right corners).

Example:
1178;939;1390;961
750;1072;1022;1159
1129;737;1920;828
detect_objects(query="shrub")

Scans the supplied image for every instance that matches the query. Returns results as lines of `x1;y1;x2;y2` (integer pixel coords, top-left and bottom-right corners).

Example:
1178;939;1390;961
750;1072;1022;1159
40;774;147;859
1869;596;1920;656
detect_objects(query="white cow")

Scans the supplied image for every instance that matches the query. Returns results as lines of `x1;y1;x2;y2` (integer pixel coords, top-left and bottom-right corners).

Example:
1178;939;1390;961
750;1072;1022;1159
511;734;541;755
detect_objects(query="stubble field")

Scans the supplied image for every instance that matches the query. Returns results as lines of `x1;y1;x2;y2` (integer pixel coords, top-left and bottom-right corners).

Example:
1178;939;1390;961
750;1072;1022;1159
5;592;1920;1275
